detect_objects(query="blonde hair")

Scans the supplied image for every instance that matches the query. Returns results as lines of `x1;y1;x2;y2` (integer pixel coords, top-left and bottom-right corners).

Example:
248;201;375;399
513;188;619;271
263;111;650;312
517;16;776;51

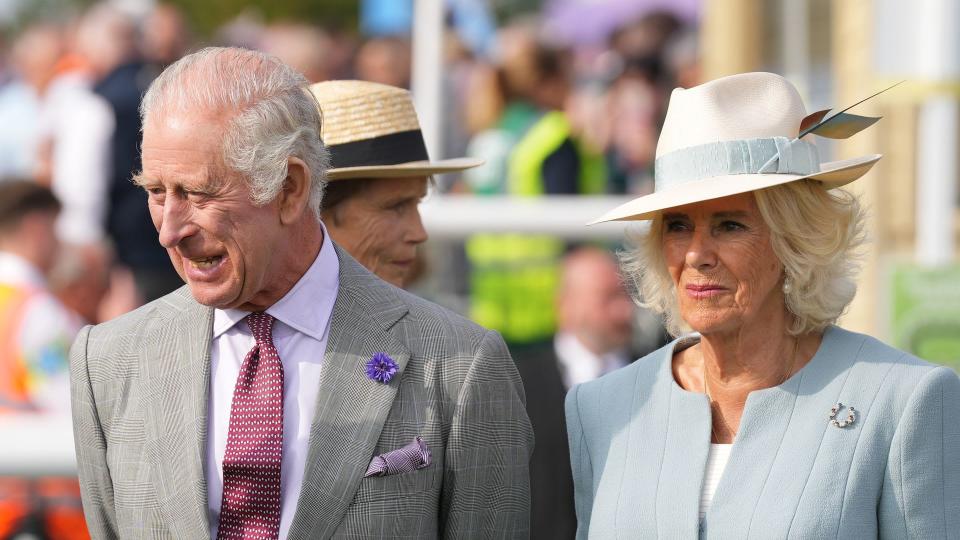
620;180;867;337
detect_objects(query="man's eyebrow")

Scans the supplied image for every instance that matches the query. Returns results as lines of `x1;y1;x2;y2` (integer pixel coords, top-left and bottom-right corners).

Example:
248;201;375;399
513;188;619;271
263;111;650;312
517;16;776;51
131;172;151;186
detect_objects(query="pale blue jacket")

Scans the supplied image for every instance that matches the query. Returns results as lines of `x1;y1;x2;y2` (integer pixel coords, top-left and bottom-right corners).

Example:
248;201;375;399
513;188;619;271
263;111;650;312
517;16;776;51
565;326;960;539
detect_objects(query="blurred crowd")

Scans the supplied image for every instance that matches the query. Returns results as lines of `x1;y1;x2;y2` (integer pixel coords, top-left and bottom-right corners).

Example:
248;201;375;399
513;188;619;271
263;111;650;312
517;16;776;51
0;3;697;537
0;0;699;403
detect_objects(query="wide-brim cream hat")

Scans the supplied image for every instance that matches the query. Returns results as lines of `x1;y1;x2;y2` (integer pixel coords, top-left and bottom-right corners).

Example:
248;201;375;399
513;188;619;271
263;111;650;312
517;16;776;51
308;80;483;181
591;72;882;224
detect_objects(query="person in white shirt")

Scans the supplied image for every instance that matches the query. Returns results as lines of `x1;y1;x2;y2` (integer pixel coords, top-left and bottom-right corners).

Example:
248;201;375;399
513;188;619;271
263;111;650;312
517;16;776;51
554;246;636;388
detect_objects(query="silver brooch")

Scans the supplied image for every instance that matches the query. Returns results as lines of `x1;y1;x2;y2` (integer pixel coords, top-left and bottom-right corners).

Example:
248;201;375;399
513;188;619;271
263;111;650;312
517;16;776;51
829;402;857;428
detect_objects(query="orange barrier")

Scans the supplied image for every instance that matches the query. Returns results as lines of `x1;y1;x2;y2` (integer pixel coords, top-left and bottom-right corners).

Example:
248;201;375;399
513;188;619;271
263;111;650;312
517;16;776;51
0;476;89;540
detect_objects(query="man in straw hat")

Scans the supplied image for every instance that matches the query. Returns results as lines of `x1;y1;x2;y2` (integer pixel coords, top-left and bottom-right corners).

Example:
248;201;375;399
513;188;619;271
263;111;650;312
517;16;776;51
308;79;482;288
565;72;960;537
69;47;533;539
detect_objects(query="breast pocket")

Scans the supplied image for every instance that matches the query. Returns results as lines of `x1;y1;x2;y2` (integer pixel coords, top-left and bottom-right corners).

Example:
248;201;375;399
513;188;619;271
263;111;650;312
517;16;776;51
355;463;440;498
340;464;442;538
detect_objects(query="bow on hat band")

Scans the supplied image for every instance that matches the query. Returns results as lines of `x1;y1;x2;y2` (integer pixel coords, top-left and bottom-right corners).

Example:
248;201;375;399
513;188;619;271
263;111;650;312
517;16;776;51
654;137;821;191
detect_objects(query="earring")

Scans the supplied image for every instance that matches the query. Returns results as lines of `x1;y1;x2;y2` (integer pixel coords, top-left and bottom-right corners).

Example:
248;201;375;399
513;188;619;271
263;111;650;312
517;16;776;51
782;276;793;294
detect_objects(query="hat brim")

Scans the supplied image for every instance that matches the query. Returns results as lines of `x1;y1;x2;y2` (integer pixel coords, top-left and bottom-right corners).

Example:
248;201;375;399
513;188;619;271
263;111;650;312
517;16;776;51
589;154;882;224
326;158;484;181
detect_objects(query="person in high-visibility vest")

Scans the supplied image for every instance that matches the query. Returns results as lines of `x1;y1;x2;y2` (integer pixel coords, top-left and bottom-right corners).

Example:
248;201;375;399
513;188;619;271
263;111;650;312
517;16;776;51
466;40;607;346
0;180;88;540
0;180;78;414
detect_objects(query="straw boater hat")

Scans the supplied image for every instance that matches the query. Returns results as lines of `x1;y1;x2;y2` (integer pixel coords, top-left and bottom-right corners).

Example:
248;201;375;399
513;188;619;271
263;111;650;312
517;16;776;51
591;72;883;224
308;80;483;181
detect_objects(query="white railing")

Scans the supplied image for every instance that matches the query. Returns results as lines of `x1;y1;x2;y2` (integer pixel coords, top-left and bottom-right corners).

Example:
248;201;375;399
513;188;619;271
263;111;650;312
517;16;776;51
0;415;76;474
419;195;642;239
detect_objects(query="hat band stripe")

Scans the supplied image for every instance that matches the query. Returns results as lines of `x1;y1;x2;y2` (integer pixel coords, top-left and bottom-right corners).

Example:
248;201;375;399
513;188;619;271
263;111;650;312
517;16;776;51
654;137;821;191
327;129;429;170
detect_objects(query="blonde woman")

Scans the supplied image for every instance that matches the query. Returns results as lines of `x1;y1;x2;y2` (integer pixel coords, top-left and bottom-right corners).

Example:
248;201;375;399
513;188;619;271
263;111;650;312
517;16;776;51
566;72;960;538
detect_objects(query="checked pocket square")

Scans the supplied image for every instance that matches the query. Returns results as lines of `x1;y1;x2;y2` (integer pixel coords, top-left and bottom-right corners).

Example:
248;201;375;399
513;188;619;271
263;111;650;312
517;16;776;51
364;437;432;478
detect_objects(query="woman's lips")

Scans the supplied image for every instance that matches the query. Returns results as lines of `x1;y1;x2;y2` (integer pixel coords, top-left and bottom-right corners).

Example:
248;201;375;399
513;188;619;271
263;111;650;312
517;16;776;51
685;284;727;299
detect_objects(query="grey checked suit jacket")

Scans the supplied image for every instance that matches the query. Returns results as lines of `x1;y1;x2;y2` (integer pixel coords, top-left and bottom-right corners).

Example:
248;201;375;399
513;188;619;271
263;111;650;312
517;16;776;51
70;246;534;539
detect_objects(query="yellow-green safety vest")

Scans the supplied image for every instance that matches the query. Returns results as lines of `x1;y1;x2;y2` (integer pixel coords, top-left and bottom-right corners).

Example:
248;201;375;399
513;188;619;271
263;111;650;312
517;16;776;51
468;111;606;344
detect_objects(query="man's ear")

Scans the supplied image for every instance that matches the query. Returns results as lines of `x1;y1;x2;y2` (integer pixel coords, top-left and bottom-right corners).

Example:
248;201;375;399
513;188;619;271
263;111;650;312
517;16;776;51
278;157;312;225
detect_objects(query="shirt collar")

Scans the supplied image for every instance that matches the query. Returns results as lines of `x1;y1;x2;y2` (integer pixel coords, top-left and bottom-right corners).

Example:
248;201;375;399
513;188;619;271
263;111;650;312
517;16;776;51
0;251;47;288
554;331;629;388
212;222;339;341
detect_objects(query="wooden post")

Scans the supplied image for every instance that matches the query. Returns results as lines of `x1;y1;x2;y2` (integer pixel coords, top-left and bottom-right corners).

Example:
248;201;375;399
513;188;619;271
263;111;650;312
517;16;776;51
832;0;883;335
701;0;764;80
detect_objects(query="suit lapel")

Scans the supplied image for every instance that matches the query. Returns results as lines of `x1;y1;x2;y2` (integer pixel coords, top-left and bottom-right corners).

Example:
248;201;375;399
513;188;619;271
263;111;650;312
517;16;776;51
287;247;410;540
142;290;214;538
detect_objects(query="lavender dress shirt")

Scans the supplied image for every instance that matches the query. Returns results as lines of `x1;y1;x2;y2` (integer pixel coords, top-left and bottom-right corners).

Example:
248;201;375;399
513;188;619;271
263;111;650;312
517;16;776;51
206;225;339;539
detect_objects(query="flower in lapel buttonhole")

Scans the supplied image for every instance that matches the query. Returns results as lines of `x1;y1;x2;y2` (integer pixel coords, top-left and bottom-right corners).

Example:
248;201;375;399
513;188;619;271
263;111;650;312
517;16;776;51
366;352;398;384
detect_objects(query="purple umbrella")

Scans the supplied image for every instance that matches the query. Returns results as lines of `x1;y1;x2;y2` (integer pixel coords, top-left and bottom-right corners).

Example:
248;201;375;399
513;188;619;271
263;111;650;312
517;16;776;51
544;0;701;46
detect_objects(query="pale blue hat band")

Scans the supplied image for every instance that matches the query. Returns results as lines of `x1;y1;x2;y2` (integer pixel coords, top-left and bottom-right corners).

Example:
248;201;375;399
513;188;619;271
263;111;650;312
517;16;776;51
654;137;821;191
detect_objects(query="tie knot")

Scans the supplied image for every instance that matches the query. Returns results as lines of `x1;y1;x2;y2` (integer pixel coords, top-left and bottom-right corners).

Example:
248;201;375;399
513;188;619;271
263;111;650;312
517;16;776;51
246;312;275;346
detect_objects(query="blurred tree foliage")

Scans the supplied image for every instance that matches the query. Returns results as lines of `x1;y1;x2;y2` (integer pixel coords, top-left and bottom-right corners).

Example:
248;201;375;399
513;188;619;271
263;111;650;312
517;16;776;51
165;0;359;37
491;0;542;22
6;0;94;28
3;0;547;40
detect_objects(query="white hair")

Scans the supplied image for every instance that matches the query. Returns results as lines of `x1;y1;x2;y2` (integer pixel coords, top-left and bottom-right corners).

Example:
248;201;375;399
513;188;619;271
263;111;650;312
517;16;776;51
620;180;867;337
140;47;329;217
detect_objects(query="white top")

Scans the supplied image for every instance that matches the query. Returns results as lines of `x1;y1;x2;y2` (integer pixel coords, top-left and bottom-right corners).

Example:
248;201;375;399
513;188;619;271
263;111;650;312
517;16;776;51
699;443;733;521
554;331;629;389
0;82;41;178
206;225;339;539
39;73;114;245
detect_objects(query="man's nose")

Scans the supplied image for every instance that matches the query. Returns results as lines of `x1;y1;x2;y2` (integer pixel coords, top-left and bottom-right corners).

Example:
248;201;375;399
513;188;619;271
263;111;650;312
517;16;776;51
157;197;197;248
406;208;428;245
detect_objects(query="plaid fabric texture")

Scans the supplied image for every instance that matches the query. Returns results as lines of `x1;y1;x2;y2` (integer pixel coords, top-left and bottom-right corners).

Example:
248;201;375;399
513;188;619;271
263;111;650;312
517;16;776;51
70;246;534;539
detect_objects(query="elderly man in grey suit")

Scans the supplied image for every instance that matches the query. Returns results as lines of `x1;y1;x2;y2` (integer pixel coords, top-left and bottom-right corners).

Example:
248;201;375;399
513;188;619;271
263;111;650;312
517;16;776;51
69;46;533;539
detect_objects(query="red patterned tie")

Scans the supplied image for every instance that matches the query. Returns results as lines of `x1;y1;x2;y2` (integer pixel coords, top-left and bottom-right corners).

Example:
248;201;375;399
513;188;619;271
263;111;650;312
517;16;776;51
217;312;284;540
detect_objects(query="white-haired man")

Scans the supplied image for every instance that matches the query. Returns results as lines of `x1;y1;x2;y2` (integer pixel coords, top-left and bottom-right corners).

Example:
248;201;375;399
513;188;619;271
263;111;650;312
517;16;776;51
69;47;533;539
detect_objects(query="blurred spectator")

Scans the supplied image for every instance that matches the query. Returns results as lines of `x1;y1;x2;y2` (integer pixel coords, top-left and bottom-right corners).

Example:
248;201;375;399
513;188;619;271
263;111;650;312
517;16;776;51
609;10;682;67
465;28;607;346
49;242;112;325
603;68;662;194
76;3;181;303
260;22;336;83
0;180;78;415
555;247;635;387
513;246;637;540
142;3;191;69
665;27;701;89
0;24;63;180
37;30;114;247
355;36;411;88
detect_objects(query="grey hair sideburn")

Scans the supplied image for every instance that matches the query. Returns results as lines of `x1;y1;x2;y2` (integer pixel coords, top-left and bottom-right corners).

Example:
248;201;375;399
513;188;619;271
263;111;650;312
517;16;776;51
140;47;329;217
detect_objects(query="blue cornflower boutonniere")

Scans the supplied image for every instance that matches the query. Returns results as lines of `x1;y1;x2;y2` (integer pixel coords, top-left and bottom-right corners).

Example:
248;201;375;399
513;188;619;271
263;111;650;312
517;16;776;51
366;352;398;384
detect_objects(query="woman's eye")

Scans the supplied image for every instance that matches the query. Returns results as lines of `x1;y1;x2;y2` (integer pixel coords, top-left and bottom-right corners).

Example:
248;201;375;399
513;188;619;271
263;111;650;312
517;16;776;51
719;220;746;232
665;220;689;232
